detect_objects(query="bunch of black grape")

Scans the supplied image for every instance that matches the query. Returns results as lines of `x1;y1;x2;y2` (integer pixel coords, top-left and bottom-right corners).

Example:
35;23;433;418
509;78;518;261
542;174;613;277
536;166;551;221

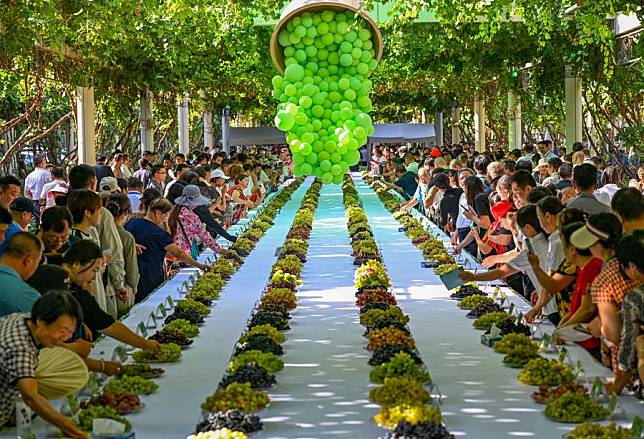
386;421;454;439
486;319;531;336
235;335;284;356
257;304;290;319
450;284;485;300
195;409;263;433
248;310;290;331
466;303;504;319
369;344;422;366
218;365;277;390
360;302;391;314
164;308;204;325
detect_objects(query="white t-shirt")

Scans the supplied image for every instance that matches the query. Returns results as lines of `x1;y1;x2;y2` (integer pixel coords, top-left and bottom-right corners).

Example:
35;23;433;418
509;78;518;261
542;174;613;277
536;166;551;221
455;193;473;229
508;233;553;312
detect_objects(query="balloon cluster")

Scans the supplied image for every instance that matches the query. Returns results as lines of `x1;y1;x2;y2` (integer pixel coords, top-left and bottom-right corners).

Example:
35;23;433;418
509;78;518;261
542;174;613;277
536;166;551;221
272;9;378;184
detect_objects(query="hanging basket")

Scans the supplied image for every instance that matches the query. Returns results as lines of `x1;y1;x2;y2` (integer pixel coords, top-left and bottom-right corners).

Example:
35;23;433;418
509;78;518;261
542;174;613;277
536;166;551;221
270;0;384;74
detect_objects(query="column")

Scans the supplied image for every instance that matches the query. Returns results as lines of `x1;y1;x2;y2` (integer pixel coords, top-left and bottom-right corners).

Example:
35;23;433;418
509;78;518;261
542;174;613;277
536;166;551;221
140;89;154;155
201;92;214;151
473;95;486;152
222;105;230;155
76;86;96;165
434;111;444;147
178;93;190;155
565;65;582;152
507;91;522;150
451;105;461;144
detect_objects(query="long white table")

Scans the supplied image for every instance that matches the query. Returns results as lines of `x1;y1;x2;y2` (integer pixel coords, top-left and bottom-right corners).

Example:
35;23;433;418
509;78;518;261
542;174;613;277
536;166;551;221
353;174;642;437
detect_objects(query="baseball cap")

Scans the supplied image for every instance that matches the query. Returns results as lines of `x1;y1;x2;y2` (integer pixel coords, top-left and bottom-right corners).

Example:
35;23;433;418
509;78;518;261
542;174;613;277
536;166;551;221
211;169;229;180
570;221;610;250
10;196;36;215
99;176;119;193
538;158;549;168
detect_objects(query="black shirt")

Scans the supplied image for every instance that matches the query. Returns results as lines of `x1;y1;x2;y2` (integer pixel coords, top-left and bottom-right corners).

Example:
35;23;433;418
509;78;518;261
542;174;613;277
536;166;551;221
439;187;463;231
394;171;418;199
472;192;492;235
70;283;115;341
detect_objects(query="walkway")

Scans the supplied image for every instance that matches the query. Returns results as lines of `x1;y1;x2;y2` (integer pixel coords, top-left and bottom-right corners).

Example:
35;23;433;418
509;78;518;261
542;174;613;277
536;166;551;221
261;183;381;438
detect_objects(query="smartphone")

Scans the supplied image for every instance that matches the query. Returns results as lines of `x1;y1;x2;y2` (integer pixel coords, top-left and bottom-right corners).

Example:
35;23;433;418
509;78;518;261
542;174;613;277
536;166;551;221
525;239;535;255
460;203;471;212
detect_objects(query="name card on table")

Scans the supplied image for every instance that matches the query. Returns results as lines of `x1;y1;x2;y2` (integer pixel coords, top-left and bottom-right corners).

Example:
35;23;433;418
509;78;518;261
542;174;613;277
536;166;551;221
607;393;619;418
558;346;568;363
111;345;128;363
515;311;524;325
166;295;175;309
156;303;167;318
491;286;500;300
500;291;507;307
137;322;148;338
146;312;157;329
507;302;515;316
631;416;643;437
540;333;552;351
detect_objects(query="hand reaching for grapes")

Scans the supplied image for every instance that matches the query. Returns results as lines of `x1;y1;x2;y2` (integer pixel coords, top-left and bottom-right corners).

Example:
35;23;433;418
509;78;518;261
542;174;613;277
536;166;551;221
482;255;500;269
525;305;542;323
102;361;123;376
145;340;162;353
458;271;477;281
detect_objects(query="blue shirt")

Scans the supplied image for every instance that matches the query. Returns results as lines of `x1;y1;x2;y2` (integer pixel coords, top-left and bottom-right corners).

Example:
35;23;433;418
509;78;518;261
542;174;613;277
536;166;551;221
125;217;173;303
0;222;23;258
0;265;40;317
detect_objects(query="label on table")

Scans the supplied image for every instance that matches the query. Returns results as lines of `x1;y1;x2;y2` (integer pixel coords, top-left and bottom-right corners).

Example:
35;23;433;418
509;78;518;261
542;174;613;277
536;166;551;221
137;321;148;338
631;416;643;437
111;345;127;363
146;312;157;329
439;268;466;290
489;323;502;338
540;333;552;351
558;346;568;363
508;302;515;316
166;295;175;309
515;311;524;324
491;286;500;299
157;303;167;318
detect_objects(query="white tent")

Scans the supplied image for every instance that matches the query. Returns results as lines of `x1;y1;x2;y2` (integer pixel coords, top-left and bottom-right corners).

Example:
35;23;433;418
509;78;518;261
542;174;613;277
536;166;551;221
227;123;436;146
368;123;436;144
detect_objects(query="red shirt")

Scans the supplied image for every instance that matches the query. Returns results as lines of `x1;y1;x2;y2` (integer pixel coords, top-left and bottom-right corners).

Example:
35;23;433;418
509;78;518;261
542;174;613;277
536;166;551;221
569;257;602;349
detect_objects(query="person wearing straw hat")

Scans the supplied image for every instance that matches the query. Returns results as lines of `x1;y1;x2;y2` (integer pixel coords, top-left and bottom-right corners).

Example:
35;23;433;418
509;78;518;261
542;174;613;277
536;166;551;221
168;185;223;258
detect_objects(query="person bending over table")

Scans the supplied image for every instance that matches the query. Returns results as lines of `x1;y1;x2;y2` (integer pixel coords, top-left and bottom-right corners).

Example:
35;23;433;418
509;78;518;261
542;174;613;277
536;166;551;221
0;291;87;438
61;239;161;355
126;198;210;302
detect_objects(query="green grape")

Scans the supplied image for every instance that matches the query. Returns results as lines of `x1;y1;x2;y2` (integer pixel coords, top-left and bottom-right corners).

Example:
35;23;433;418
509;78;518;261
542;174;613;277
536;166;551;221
473;311;513;330
458;294;494;310
78;406;132;432
544;393;610;423
368;377;430;407
518;358;575;386
104;375;159;395
132;342;182;363
369;352;431;384
435;263;458;275
568;422;635;438
228;350;284;374
374;404;441;429
176;299;211;316
164;319;199;338
493;333;538;354
239;324;286;344
201;382;269;413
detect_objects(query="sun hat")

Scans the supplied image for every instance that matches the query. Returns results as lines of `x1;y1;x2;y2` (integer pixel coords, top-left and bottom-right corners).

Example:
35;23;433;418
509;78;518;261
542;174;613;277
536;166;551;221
174;184;210;208
211;169;229;180
99;176;119;193
570;221;610;250
537;158;549;168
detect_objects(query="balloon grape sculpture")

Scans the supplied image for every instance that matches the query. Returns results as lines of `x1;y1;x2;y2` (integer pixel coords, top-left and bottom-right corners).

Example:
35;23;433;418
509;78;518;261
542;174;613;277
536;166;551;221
272;9;378;184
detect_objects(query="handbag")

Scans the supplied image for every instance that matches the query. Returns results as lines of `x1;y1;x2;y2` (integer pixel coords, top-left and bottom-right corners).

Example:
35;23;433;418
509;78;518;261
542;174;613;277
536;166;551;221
177;216;200;260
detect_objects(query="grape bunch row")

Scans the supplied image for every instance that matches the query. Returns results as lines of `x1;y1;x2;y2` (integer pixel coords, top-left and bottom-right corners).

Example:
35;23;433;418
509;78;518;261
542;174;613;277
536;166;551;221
449;284;484;300
165;308;205;325
149;329;193;347
195;410;263;434
219;365;277;390
465;303;504;318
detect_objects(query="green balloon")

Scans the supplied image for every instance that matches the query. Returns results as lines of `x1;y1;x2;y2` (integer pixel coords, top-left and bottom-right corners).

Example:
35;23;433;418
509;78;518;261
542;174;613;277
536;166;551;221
299;142;312;156
313;167;323;178
306;152;318;165
338;77;350;90
284;64;304;82
357;63;369;75
359;28;371;41
275;111;294;131
320;159;332;172
340;41;353;53
321;172;333;184
312;105;324;118
345;30;358;43
345;149;360;165
301;132;314;144
284;84;297;97
293;153;305;164
294;49;307;63
295;25;307;38
330;152;342;163
340;161;350;174
272;75;284;89
344;89;356;101
300;163;313;175
293;165;303;177
318;151;331;161
339;107;353;120
302;83;317;97
339;53;353;66
336;21;349;34
332;174;343;185
278;30;292;47
312;141;324;153
331;164;342;176
336;144;348;155
317;22;329;35
321;10;334;22
354;126;366;138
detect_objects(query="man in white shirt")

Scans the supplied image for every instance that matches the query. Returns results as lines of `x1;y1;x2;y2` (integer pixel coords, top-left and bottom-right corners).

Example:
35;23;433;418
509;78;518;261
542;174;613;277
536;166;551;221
24;154;50;222
451;168;475;254
537;140;557;160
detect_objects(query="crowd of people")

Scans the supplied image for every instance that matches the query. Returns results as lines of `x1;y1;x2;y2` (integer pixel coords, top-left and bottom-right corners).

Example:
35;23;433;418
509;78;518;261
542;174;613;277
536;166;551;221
0;146;294;436
370;140;644;396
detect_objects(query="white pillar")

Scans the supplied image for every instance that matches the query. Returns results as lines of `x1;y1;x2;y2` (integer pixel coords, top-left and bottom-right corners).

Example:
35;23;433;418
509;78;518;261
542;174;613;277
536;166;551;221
565;65;582;153
451;105;461;144
434;111;444;147
473;96;486;152
507;91;522;150
76;86;96;165
222;106;230;155
140;89;154;156
178;93;190;155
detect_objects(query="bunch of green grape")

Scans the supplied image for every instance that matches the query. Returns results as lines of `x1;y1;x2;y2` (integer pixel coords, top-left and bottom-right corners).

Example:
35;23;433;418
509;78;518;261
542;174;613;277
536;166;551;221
544;393;610;423
187;429;248;439
239;324;285;344
368;377;430;407
272;9;378;183
176;299;211;316
502;350;540;367
458;294;494;310
493;333;538;354
228;350;285;374
104;375;159;395
369;352;431;384
77;406;132;432
373;404;441;429
435;264;458;275
568;422;635;438
201;382;270;413
518;358;575;386
164;319;200;338
132;342;182;363
473;311;513;330
360;306;409;327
